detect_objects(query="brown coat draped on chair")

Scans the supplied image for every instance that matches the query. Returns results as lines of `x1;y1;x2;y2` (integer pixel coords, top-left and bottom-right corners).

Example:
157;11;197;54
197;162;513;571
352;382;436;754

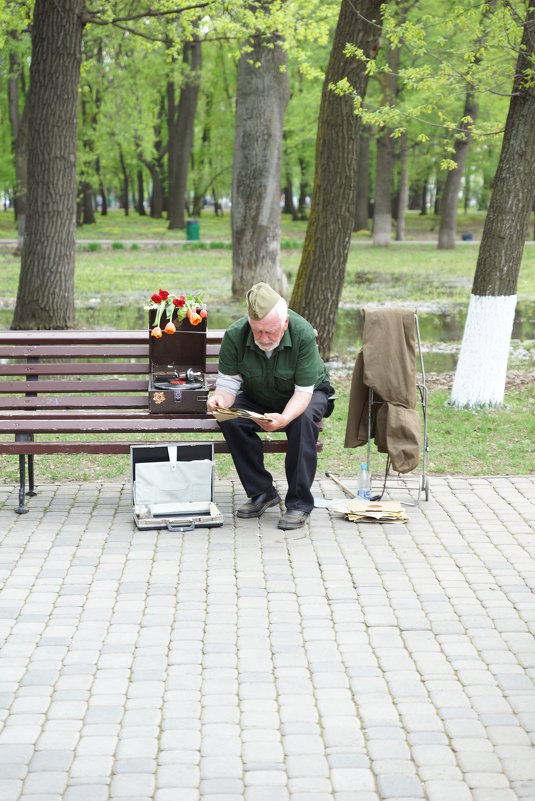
344;307;422;474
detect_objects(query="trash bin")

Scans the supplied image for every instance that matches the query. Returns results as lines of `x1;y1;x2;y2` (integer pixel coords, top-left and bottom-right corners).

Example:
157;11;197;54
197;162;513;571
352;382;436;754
186;219;200;241
461;232;473;241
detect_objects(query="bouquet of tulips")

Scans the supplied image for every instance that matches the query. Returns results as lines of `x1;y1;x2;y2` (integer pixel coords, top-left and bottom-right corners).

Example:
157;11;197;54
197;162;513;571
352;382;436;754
145;289;207;337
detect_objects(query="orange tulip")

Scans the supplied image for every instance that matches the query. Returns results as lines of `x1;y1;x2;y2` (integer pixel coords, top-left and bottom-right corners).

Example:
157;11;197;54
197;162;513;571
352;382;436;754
199;309;207;319
164;321;176;335
151;326;163;338
188;311;202;326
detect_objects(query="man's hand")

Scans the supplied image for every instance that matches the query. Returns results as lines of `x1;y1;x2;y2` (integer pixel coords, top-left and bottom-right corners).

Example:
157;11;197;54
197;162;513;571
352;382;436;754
256;390;313;431
256;413;285;432
207;388;236;413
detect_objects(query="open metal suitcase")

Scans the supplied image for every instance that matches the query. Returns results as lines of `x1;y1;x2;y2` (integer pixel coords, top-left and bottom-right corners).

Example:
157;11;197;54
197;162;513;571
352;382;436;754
131;442;224;531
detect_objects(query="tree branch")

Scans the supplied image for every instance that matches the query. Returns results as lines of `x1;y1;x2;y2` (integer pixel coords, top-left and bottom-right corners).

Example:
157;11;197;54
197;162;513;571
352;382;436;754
83;2;212;27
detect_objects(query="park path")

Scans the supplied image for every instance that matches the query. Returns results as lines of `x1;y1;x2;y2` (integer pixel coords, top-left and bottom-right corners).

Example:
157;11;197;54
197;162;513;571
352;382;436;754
0;474;534;801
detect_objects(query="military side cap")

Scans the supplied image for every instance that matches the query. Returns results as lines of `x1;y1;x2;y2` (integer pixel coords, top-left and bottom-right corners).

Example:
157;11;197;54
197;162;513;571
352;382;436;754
246;282;282;320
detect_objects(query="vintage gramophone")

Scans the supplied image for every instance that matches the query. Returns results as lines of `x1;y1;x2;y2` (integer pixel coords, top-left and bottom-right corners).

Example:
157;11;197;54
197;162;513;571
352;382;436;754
148;310;209;413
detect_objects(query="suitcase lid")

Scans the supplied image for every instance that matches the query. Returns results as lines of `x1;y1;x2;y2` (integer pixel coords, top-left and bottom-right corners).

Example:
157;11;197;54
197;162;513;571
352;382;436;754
131;442;215;505
149;310;207;372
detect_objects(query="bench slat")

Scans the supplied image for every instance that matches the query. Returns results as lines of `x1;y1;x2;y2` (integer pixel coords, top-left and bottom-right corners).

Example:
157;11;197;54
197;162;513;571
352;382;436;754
0;362;150;376
0;329;225;345
0;343;222;359
0;417;222;433
0;440;309;455
0;396;150;409
0;379;151;393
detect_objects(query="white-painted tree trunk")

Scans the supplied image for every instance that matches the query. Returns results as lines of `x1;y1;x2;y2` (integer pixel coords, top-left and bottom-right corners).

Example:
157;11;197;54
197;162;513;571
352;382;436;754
451;294;516;407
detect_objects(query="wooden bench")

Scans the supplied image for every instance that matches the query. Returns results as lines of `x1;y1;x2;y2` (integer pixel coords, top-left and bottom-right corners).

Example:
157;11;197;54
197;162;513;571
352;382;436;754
0;329;322;514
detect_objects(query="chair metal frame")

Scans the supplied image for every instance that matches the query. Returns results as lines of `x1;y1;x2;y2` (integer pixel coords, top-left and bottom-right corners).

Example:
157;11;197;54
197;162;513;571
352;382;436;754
366;313;429;503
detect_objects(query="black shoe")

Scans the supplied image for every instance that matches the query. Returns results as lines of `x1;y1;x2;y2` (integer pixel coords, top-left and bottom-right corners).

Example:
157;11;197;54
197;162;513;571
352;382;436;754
237;491;280;519
277;510;310;530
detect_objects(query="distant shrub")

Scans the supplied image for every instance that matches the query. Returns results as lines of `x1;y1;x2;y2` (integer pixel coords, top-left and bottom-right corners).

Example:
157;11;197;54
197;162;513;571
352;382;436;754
112;241;125;250
88;242;101;252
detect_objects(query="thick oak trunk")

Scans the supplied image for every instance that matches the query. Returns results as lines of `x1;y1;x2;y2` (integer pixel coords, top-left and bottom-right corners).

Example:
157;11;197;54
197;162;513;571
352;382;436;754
452;0;535;406
231;33;290;296
290;0;383;357
12;0;84;330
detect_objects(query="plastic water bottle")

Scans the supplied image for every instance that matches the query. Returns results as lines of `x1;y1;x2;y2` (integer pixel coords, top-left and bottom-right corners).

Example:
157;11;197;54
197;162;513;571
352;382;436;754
357;463;371;501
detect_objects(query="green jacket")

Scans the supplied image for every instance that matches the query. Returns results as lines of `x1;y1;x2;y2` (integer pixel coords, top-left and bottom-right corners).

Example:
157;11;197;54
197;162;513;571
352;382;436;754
218;309;329;412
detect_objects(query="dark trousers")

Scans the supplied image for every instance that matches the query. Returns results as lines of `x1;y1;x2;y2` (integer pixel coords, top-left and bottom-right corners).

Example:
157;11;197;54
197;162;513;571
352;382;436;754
219;389;329;513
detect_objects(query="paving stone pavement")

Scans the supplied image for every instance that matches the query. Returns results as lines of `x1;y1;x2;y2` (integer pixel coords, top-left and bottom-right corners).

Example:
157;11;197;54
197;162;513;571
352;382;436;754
0;474;534;801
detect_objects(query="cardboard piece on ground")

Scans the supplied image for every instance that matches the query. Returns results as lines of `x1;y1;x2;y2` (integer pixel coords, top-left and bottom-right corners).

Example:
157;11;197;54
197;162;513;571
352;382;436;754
333;498;408;524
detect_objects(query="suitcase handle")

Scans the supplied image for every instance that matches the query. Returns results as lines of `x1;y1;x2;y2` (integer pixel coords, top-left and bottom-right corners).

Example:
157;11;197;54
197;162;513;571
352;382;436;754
167;520;195;532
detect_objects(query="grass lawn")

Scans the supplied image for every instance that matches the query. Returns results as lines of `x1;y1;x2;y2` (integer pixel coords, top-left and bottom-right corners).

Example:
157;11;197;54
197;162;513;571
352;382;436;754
0;207;534;482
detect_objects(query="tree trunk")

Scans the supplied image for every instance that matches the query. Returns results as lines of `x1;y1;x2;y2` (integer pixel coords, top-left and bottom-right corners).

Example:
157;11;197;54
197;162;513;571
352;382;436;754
420;180;428;215
137;169;146;215
231;29;290;296
283;177;298;220
96;156;107;215
119;147;129;216
81;180;95;225
395;131;408;241
297;157;310;220
167;38;202;230
8;45;28;254
12;0;84;330
438;94;479;248
372;25;403;247
148;163;164;218
451;0;535;407
291;0;383;357
439;0;496;249
354;126;370;232
373;130;394;245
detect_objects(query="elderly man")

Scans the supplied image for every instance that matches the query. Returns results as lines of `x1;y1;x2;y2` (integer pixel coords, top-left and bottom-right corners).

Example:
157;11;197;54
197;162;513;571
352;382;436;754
207;282;334;530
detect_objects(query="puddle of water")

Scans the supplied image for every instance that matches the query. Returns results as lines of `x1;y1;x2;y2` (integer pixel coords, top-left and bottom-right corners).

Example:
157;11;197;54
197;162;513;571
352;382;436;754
1;299;533;374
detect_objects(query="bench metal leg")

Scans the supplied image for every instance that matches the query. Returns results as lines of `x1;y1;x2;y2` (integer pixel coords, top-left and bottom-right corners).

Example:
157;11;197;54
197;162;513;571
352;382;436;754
16;454;29;514
27;437;37;496
14;434;33;514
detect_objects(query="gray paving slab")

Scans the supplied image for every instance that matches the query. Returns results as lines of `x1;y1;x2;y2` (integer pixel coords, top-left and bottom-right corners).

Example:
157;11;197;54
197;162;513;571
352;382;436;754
0;475;534;800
